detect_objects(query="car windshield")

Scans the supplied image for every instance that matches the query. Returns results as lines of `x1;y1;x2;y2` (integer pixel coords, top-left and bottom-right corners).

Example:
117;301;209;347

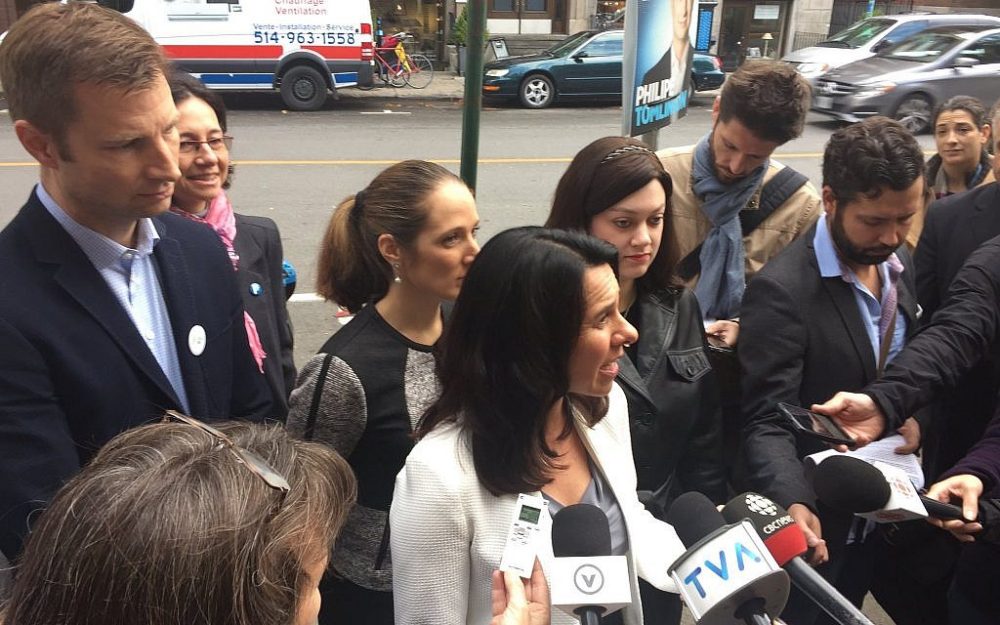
818;18;895;48
547;31;595;57
880;32;963;61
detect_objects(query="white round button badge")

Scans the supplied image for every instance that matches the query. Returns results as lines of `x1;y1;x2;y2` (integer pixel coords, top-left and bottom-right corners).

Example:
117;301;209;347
188;325;207;357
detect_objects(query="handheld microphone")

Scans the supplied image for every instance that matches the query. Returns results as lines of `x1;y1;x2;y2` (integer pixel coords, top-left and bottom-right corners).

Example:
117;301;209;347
812;455;965;522
665;492;789;625
722;492;876;625
550;503;631;624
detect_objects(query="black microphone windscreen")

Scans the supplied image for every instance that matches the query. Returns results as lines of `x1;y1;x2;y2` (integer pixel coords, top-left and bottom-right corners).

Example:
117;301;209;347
812;455;891;513
551;503;612;557
665;491;726;548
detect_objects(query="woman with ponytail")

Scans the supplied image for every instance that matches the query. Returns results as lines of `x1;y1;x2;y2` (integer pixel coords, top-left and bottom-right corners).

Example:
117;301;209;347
286;160;479;624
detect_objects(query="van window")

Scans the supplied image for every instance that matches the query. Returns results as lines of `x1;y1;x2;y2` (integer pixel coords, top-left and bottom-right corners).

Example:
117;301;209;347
880;20;927;47
882;32;963;62
819;17;895;49
959;34;1000;64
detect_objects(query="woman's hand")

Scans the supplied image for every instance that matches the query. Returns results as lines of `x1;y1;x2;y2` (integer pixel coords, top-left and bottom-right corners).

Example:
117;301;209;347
490;559;550;625
926;474;984;542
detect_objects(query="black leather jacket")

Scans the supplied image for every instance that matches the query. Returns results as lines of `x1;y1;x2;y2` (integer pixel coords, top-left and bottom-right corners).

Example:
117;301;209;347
617;286;726;519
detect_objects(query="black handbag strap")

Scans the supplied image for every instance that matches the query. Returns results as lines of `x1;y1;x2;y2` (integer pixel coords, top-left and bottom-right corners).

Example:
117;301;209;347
303;353;334;441
676;167;810;281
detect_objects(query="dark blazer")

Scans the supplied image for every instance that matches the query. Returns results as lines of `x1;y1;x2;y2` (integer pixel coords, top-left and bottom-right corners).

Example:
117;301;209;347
914;182;1000;480
617;287;725;518
233;214;295;418
0;192;272;558
738;225;918;536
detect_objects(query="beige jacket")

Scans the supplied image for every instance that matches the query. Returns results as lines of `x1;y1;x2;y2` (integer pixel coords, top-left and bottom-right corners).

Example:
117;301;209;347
658;145;822;292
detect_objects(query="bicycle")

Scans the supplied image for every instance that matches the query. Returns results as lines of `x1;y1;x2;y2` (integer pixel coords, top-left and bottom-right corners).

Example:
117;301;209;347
363;32;434;89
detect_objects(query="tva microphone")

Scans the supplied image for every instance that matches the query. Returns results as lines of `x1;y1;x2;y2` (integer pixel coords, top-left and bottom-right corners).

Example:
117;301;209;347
665;492;789;625
550;503;631;625
812;455;966;523
722;492;875;625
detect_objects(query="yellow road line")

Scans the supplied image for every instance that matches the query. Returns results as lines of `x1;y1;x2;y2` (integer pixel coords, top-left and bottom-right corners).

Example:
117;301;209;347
0;151;937;168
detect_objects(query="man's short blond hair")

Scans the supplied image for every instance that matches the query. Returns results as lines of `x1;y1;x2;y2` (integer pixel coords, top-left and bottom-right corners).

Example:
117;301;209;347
0;2;168;144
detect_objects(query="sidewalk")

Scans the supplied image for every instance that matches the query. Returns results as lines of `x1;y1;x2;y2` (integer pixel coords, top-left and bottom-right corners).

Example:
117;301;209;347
337;74;467;102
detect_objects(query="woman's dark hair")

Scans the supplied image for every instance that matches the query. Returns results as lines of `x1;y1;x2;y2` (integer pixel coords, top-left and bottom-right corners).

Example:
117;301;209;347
822;116;926;206
545;136;677;291
417;226;619;496
316;160;466;312
168;70;235;188
933;95;988;129
4;421;356;625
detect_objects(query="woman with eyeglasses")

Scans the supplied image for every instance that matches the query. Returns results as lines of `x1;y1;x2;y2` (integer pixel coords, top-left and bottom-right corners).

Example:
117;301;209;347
545;138;724;625
1;417;357;625
168;72;295;418
285;160;480;625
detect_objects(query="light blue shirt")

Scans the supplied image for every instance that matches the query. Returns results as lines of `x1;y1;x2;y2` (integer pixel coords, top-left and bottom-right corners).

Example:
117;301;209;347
813;215;907;368
38;184;190;412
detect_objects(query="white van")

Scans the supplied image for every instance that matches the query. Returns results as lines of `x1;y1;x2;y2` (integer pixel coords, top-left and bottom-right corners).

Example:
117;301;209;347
96;0;374;110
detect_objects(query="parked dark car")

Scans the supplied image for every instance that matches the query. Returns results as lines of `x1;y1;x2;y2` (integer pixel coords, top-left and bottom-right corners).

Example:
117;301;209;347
482;29;725;109
811;25;1000;133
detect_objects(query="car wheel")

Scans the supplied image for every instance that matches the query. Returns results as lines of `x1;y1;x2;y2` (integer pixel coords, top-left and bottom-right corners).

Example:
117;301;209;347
280;65;328;111
893;93;932;134
519;74;554;109
686;80;695;103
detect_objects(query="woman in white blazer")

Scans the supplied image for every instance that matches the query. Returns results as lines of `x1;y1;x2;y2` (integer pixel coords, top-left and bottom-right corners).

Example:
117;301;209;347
391;227;686;625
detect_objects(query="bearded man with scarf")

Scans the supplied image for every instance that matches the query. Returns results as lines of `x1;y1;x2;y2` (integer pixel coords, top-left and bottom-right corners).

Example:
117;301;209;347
657;60;821;463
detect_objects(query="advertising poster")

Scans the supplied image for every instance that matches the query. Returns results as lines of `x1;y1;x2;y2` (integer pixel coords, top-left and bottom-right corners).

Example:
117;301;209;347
621;0;697;137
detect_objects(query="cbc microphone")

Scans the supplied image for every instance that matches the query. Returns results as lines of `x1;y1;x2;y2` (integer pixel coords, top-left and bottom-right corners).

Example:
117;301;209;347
665;492;789;625
550;503;631;624
722;492;875;625
812;455;964;523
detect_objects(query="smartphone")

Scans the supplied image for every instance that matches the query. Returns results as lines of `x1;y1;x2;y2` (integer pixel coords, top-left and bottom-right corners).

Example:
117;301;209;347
705;332;733;353
776;402;856;449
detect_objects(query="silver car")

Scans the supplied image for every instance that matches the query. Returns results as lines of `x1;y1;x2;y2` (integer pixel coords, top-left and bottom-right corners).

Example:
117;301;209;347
783;13;1000;85
811;25;1000;133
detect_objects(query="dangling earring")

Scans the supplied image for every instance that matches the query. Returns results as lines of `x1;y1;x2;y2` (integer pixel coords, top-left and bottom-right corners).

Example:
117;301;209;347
393;263;402;284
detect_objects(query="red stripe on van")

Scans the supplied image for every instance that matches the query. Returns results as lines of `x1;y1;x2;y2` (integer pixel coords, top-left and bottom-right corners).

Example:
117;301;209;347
163;45;284;60
302;46;363;60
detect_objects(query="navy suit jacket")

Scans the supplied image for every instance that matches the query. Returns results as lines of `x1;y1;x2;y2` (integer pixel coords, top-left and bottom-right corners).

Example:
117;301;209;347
0;191;273;558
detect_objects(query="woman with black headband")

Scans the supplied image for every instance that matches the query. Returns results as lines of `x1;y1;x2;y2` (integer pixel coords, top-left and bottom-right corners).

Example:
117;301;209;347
546;136;725;625
286;160;480;624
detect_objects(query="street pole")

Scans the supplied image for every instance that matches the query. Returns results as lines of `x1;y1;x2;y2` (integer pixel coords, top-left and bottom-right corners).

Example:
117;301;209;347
459;0;487;191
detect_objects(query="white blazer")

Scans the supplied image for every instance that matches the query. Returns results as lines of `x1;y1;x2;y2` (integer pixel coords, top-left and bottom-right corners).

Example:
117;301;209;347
390;383;685;625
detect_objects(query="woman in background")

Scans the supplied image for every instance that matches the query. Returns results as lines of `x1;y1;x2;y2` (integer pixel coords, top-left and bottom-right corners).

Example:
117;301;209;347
391;226;684;625
169;73;296;417
287;160;479;624
546;136;724;625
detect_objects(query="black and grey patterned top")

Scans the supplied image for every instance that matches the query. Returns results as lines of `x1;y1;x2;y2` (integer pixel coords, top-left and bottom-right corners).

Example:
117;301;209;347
287;304;440;591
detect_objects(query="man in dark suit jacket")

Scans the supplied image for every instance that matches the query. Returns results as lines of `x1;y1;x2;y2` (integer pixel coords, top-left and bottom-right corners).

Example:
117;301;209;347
0;3;271;560
739;118;928;625
915;152;1000;481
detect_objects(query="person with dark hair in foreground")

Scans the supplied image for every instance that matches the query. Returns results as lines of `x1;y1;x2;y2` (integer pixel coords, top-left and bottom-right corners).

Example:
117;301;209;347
168;71;296;418
739;117;929;625
286;160;479;625
391;227;684;625
546;136;723;625
0;2;271;561
2;419;357;625
656;60;821;465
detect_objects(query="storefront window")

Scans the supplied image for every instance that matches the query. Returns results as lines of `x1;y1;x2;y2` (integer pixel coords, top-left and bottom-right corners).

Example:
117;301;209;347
525;0;546;12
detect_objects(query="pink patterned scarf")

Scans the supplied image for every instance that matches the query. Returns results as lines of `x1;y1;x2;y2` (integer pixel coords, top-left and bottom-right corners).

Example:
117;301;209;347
171;192;267;373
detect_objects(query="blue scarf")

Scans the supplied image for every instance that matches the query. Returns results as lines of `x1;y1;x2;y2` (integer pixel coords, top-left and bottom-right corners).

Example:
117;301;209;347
691;133;768;319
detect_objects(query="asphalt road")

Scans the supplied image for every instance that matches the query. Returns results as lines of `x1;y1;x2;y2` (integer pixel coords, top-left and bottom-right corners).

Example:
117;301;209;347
0;95;938;368
0;93;923;623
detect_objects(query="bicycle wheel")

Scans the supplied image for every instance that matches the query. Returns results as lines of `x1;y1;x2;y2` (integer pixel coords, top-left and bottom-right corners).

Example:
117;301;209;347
403;54;434;89
387;62;407;87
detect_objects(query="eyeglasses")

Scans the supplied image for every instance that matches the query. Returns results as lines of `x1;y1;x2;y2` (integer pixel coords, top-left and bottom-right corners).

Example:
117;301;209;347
162;410;290;511
178;135;233;154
